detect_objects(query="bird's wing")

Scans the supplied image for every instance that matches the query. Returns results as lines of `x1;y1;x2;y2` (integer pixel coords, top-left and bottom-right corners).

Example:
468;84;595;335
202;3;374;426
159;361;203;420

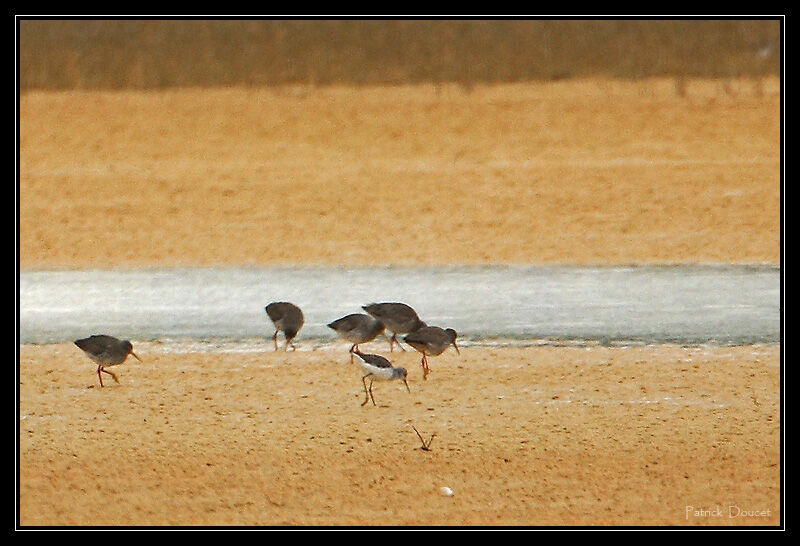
357;352;393;368
329;314;363;331
75;334;115;353
364;303;416;322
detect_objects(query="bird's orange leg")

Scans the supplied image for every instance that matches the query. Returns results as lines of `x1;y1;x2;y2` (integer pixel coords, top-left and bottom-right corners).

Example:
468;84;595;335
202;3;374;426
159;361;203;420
389;333;406;352
97;366;119;386
102;367;119;384
421;353;431;380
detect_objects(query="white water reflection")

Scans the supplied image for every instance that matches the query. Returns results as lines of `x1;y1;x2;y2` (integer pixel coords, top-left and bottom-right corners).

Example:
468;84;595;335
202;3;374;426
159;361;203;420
19;265;780;345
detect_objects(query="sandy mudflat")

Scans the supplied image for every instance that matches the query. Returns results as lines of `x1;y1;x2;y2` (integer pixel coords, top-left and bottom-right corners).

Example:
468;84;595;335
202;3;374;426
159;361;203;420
19;79;780;270
18;79;782;527
19;342;779;527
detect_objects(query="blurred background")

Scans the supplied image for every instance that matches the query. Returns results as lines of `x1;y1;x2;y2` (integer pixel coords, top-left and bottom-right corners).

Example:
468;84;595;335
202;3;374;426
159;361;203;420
19;19;780;91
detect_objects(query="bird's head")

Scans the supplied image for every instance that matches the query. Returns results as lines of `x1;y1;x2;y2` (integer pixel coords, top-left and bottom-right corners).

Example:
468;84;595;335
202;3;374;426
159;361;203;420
124;341;143;362
397;367;411;393
446;328;460;354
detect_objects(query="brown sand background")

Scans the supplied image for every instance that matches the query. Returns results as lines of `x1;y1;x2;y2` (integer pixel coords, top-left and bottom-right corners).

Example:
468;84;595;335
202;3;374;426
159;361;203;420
19;79;781;527
19;343;780;527
20;79;780;269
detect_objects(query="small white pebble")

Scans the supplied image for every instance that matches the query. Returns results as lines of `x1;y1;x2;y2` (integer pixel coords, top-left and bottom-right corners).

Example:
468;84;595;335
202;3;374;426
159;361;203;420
439;486;454;497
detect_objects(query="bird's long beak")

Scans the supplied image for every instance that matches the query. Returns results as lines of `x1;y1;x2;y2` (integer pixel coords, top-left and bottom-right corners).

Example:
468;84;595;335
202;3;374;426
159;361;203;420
452;340;460;355
130;351;143;362
403;378;411;393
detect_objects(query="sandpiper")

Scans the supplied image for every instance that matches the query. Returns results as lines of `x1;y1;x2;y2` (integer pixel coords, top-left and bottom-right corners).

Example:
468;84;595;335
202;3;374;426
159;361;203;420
74;334;143;387
403;326;459;380
353;349;410;406
327;313;386;363
362;302;427;352
265;301;305;351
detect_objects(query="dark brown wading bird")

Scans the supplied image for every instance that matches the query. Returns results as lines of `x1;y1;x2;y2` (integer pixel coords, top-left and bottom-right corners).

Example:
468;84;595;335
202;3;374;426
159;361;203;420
403;326;459;381
327;313;387;363
74;335;143;387
352;349;410;407
265;302;305;351
362;302;426;352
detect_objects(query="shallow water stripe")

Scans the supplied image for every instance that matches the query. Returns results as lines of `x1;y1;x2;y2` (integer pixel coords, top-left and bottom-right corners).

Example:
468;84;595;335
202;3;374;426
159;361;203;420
19;265;780;345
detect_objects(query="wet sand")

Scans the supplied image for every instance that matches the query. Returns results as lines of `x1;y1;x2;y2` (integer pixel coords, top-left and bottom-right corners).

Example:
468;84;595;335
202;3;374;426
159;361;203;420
19;342;780;526
18;79;782;527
